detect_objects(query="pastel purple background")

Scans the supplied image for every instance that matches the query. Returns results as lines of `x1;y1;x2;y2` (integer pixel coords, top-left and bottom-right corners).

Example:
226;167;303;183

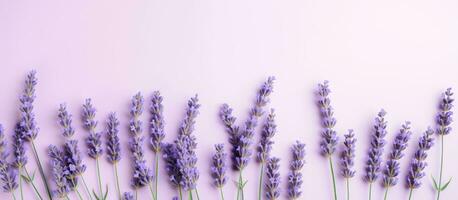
1;0;457;200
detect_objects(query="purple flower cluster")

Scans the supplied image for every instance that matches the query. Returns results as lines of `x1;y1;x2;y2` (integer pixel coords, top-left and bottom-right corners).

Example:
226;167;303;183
82;98;103;158
0;125;18;193
48;145;70;198
340;129;356;178
265;157;280;200
19;70;39;141
122;192;134;200
383;121;411;187
106;112;121;164
63;139;86;188
150;91;165;153
288;141;306;199
317;81;338;156
58;104;75;138
12;123;27;169
130;92;144;137
406;127;434;189
257;109;277;164
211;144;227;188
364;109;388;183
437;88;453;135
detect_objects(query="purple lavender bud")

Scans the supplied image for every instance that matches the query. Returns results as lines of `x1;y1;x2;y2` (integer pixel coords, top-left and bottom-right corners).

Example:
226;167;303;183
19;70;39;141
122;192;134;200
219;104;240;170
317;81;338;156
106;112;121;164
257;109;276;163
364;109;388;183
265;157;280;200
58;104;75;138
288;141;306;199
48;145;70;198
211;144;227;188
82;99;103;158
150;91;165;153
340;129;356;178
129;136;153;188
406;127;434;189
162;143;181;187
0;125;18;193
437;88;453;135
383;122;411;187
0;125;6;154
63;140;86;188
172;197;178;200
12;123;27;168
130;92;144;137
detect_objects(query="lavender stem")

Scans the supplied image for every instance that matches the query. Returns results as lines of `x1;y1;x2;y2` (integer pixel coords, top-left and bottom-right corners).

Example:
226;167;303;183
114;163;121;200
23;167;43;200
329;157;337;200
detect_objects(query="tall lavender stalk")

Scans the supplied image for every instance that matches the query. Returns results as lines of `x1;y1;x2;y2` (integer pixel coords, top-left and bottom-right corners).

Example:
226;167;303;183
0;124;18;199
211;144;227;200
382;122;411;200
434;88;453;200
288;141;305;200
48;145;70;199
219;77;274;200
265;157;280;200
149;91;165;200
18;71;52;199
317;81;338;200
257;109;276;200
105;112;121;200
340;130;356;200
128;93;154;200
406;127;435;200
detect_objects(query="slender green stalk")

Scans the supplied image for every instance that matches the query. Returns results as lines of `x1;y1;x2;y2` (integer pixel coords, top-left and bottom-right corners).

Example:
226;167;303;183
436;135;444;200
236;171;241;200
148;182;155;200
135;189;138;200
384;187;388;200
194;188;200;200
24;167;44;200
178;186;183;200
328;157;337;200
30;140;53;199
346;178;349;200
219;187;225;200
189;190;193;200
81;175;93;200
95;158;102;198
19;167;23;200
368;183;372;200
408;188;413;200
154;153;159;200
65;195;70;200
75;186;84;200
113;163;121;200
12;192;17;200
257;164;264;200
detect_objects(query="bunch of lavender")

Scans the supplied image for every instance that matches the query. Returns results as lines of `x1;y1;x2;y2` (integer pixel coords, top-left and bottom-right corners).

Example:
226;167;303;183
340;129;356;200
406;127;435;200
265;157;280;200
48;145;70;199
163;95;200;200
219;77;274;200
0;125;18;198
149;91;165;200
211;144;227;200
382;122;411;200
128;93;154;200
257;109;276;200
18;71;52;199
364;109;388;200
105;112;121;199
317;81;338;200
82;98;106;199
288;141;305;200
434;88;453;200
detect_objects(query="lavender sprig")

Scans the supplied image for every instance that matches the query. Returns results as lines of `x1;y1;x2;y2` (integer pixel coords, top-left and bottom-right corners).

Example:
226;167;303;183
265;157;280;200
382;122;411;199
340;129;356;200
149;91;165;200
288;141;305;199
257;109;276;200
0;125;18;196
122;192;134;200
211;144;227;200
12;123;27;169
48;145;70;199
58;104;75;138
407;127;435;200
434;88;453;200
105;112;122;200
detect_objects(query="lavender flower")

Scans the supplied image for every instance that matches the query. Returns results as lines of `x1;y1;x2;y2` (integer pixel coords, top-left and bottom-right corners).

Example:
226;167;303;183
58;104;75;138
406;127;434;190
317;81;338;156
19;70;39;141
122;192;134;200
150;91;165;153
340;129;356;178
383;122;411;188
162;143;180;187
106;112;121;164
437;88;453;136
82;98;103;158
219;104;239;170
63;140;86;188
288;141;306;199
364;109;388;183
48;145;70;198
257;109;277;163
129;136;153;188
12;123;27;168
0;125;18;193
265;157;280;200
130;92;143;137
211;144;227;188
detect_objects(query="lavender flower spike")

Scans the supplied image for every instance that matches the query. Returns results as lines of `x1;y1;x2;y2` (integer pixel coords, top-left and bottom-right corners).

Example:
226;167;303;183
211;144;227;189
48;145;70;198
407;127;434;199
265;157;280;200
20;70;39;141
219;104;239;170
383;122;411;188
58;103;75;138
106;112;121;164
82;98;103;158
288;141;306;199
150;91;165;153
12;123;27;169
340;129;356;179
0;125;18;194
257;109;277;163
63;140;86;188
130;92;144;137
122;192;134;200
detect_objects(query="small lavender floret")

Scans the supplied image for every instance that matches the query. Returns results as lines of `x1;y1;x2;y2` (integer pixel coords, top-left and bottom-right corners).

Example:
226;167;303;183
150;91;165;153
211;144;227;188
122;192;134;200
340;129;356;178
383;121;411;187
58;104;75;138
12;123;27;168
317;81;338;156
364;109;388;183
82;99;103;158
406;127;434;189
130;136;153;188
0;125;18;192
219;104;240;170
162;143;180;187
437;88;453;135
257;109;276;163
63;140;86;188
265;157;280;200
20;70;39;141
106;112;121;164
130;92;144;137
48;145;70;198
288;141;306;199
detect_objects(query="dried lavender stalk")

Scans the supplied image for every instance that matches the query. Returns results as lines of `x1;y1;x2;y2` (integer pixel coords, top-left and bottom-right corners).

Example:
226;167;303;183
265;157;280;200
105;112;121;199
211;144;227;200
288;141;305;199
406;127;435;200
48;145;70;199
340;129;356;200
434;88;453;200
149;91;165;200
257;109;276;200
0;125;18;197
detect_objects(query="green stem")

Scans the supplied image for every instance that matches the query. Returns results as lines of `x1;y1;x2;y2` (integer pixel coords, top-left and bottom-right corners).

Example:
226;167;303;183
329;157;337;200
12;192;17;200
135;189;138;200
81;175;93;200
258;164;264;200
219;187;225;200
346;178;349;200
194;188;200;200
236;171;241;200
75;186;83;200
148;182;155;200
384;187;388;200
96;158;102;198
154;153;159;200
408;188;413;200
30;140;53;200
19;167;23;200
240;170;245;200
65;195;70;200
189;190;193;200
178;186;183;200
436;134;444;200
114;163;121;200
24;167;44;200
368;183;372;200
